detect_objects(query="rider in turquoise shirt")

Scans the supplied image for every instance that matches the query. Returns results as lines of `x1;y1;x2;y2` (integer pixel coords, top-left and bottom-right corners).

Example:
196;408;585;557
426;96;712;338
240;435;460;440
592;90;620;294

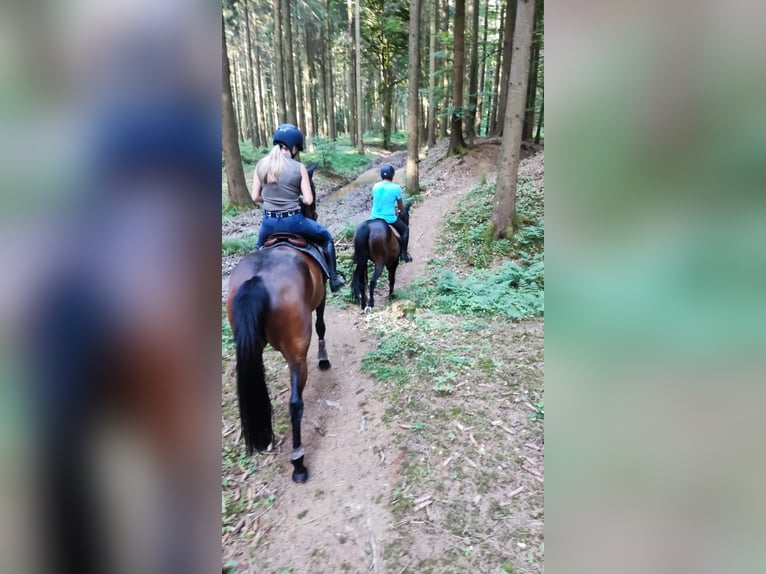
369;164;412;262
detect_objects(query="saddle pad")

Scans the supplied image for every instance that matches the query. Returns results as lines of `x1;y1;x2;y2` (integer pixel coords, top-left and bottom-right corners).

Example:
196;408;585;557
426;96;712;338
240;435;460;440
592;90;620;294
260;236;329;280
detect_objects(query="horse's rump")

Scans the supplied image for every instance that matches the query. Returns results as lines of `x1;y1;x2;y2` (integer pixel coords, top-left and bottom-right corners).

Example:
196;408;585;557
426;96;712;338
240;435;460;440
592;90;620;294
351;219;401;307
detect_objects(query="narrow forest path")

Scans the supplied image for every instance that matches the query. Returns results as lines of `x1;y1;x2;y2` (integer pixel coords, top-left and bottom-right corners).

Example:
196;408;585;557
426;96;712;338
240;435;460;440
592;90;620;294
222;139;535;573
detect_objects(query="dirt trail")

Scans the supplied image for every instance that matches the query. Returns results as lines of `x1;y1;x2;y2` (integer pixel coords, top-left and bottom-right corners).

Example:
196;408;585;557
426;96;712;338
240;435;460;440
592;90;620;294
223;140;510;572
237;306;393;573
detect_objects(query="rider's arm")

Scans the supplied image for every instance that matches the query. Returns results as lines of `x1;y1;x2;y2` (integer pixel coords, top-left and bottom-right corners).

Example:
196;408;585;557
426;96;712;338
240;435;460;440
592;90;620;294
396;197;404;215
251;170;263;202
299;164;314;205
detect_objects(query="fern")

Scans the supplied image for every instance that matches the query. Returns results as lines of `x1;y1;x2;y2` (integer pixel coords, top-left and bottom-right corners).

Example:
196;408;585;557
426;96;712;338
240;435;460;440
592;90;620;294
418;262;543;318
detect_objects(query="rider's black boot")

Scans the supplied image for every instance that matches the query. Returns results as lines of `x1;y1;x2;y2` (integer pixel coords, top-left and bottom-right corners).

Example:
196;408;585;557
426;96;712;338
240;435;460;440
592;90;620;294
322;240;346;292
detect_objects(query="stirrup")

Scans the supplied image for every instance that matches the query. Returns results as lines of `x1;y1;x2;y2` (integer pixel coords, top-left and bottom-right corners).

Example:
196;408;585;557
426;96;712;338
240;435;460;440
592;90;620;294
400;252;413;263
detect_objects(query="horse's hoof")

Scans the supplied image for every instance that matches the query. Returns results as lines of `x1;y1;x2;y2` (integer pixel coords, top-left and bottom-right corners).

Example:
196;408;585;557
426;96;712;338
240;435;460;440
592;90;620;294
363;306;372;314
292;468;309;483
318;359;331;370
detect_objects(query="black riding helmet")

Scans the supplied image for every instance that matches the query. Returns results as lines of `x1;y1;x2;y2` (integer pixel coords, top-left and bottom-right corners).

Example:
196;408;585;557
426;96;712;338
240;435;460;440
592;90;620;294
273;123;304;158
380;164;395;180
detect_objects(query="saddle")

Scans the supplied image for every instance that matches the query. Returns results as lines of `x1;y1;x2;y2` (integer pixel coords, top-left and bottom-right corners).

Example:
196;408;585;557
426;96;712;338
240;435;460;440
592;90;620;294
263;233;308;248
371;218;401;241
260;233;330;280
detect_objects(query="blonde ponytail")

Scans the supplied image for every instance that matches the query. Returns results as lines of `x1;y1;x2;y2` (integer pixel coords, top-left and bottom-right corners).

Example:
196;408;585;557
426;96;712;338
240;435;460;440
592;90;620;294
256;145;287;184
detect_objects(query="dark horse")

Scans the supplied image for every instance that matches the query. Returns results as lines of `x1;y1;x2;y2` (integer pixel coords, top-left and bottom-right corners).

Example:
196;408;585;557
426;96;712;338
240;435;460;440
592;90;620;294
225;164;330;483
22;104;222;571
351;203;410;310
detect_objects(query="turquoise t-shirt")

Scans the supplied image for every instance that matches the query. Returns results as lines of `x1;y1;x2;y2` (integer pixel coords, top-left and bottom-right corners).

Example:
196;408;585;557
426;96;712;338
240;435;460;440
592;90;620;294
370;181;402;224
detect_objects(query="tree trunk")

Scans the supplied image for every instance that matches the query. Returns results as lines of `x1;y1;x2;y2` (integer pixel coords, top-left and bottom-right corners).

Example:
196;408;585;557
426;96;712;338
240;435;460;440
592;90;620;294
534;97;543;144
222;17;252;207
382;67;393;149
283;0;299;126
427;0;439;146
448;0;467;154
318;21;328;136
295;3;308;136
492;0;516;137
239;54;254;144
522;0;542;140
407;0;422;192
325;0;337;139
347;0;358;145
253;10;268;144
439;0;450;139
522;40;539;140
465;0;480;144
232;54;245;141
491;0;535;238
243;0;260;147
355;0;364;153
296;45;308;136
305;22;318;138
488;1;505;135
272;0;287;122
476;0;489;135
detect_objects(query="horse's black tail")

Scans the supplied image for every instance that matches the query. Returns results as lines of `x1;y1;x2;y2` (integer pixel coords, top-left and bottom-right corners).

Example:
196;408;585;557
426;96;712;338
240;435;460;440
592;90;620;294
231;276;273;454
30;277;111;573
352;223;370;304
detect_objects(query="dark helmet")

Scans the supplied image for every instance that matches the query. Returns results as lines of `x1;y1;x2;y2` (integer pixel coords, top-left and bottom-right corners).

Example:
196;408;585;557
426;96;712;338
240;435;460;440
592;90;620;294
273;123;304;152
380;164;395;180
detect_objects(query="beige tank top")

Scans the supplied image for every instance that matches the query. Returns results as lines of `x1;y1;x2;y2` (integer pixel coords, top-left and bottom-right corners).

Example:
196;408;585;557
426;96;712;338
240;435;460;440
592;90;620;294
261;158;303;212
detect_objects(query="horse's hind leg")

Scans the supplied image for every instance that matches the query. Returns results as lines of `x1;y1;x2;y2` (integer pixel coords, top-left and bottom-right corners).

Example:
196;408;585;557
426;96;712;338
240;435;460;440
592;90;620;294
361;263;369;309
287;359;309;482
368;262;384;309
386;261;399;300
315;297;331;370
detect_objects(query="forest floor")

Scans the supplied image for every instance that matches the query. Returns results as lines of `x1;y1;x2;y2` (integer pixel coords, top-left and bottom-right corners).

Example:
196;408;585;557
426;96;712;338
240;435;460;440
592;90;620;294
221;138;544;574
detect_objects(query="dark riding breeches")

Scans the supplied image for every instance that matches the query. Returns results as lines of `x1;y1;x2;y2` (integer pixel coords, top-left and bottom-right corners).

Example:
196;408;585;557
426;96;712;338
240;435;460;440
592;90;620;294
390;218;409;253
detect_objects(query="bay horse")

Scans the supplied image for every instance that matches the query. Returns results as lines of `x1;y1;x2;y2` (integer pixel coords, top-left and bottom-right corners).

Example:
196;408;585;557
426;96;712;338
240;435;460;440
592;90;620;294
351;203;410;310
225;164;330;483
22;115;222;571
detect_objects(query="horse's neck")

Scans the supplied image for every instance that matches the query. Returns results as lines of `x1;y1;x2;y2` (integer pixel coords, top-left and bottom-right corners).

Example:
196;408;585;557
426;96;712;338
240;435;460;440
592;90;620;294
300;204;316;219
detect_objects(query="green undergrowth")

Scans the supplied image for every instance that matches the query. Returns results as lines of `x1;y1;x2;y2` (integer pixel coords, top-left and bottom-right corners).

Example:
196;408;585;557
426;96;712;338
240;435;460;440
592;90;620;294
361;129;408;148
222;234;258;257
335;221;357;243
361;309;543;401
362;311;494;397
447;176;543;268
361;308;544;574
412;259;544;318
222;304;234;365
308;138;374;176
403;176;544;318
233;139;376;178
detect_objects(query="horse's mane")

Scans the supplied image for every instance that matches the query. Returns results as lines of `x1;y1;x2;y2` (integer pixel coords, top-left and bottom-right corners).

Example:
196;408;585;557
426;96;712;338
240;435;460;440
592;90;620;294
301;162;319;220
399;202;410;225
